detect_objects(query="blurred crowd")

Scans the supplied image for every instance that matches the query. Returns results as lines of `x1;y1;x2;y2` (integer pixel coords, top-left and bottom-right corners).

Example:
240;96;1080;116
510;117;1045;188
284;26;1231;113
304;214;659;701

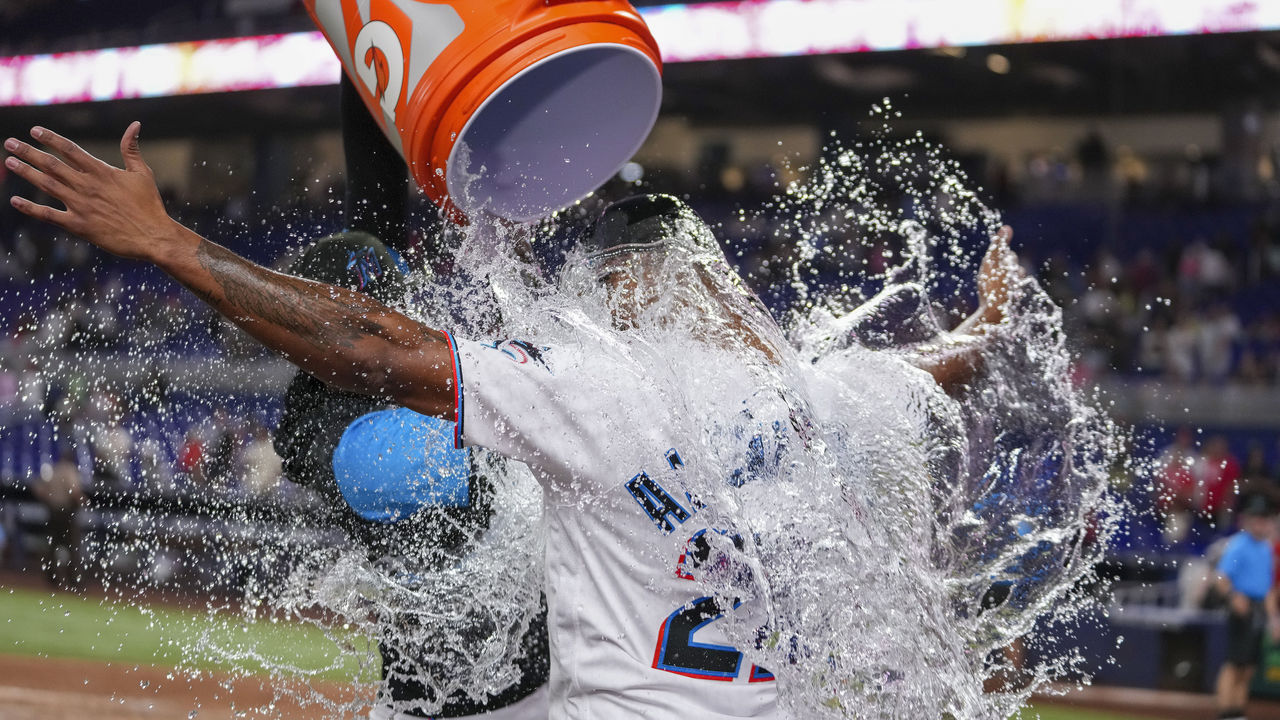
0;369;287;500
1153;427;1280;550
0;378;300;590
2;154;1280;590
7;198;1280;384
1041;217;1280;386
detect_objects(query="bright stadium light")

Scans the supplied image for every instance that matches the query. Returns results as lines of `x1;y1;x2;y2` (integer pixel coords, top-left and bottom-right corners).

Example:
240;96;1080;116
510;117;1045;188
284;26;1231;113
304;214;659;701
0;33;341;107
2;0;1279;106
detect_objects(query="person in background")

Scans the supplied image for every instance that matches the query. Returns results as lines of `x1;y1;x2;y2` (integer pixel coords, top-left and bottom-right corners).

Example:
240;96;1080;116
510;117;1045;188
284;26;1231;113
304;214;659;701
1237;444;1278;508
174;428;205;489
31;447;85;588
1214;493;1280;720
201;405;240;491
1198;303;1243;384
238;421;282;498
1156;427;1200;546
1202;436;1243;531
87;390;133;493
266;75;549;719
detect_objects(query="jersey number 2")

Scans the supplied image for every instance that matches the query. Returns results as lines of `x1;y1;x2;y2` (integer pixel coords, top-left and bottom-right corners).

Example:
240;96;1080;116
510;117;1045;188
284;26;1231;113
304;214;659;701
653;596;773;682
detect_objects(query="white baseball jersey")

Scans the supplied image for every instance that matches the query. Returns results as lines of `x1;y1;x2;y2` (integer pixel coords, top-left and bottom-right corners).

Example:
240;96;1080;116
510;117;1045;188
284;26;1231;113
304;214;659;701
450;335;781;720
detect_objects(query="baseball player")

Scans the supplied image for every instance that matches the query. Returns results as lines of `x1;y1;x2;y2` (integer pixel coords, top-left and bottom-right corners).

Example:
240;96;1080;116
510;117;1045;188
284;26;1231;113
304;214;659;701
5;124;1019;719
270;73;550;720
275;230;550;720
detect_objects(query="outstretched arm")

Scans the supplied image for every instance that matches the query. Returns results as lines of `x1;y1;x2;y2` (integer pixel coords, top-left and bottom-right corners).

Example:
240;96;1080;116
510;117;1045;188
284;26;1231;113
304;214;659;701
909;226;1024;394
5;123;456;419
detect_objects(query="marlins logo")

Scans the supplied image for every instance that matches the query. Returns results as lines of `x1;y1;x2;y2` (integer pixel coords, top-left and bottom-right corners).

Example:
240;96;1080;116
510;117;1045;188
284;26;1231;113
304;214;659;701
492;339;550;369
345;247;385;290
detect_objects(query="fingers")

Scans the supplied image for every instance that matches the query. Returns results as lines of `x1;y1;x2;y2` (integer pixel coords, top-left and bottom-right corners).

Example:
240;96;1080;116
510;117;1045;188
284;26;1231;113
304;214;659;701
119;121;148;173
4;136;79;188
987;226;1013;259
27;126;100;173
985;225;1020;273
4;153;70;201
9;195;73;231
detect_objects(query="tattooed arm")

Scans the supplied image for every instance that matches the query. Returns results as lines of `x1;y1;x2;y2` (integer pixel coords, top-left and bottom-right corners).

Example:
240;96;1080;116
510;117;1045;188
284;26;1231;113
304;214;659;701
5;123;456;419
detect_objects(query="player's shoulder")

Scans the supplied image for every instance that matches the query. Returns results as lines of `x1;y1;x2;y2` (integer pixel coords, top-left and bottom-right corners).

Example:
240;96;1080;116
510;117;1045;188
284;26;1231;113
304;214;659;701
461;333;653;408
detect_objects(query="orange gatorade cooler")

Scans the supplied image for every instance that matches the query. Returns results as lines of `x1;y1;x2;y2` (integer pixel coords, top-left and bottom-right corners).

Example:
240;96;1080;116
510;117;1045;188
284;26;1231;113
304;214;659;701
304;0;663;223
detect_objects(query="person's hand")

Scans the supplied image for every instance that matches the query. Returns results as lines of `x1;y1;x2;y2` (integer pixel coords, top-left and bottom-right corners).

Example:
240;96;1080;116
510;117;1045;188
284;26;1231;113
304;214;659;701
974;226;1025;326
1268;615;1280;643
6;123;179;263
1231;591;1251;617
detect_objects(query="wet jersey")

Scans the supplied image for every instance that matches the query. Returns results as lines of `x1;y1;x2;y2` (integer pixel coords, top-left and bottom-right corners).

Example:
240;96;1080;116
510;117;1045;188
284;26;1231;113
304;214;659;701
451;336;780;720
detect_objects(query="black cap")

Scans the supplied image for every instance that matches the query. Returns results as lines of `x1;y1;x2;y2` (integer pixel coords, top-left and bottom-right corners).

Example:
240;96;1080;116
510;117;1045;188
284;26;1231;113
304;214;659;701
585;194;715;257
1240;493;1275;517
288;230;406;304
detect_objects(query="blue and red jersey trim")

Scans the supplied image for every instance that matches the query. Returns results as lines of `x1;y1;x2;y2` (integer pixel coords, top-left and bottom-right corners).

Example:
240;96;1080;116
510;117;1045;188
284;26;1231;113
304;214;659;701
443;331;464;449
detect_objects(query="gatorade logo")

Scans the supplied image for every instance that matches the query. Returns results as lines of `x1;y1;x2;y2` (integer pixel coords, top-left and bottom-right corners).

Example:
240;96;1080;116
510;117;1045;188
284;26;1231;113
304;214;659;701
353;20;405;123
310;0;465;136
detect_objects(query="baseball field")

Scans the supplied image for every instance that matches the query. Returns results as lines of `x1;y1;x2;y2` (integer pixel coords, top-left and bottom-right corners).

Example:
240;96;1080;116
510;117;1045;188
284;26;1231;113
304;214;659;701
0;581;1246;720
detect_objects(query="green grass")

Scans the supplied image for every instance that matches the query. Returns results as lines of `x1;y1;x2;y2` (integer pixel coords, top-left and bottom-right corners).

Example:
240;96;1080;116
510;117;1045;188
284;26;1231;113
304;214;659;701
0;585;377;681
0;586;1177;717
1018;706;1152;720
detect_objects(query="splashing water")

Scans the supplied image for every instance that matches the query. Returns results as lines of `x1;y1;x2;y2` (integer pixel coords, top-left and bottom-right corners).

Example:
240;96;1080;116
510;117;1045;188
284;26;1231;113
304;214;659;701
263;449;546;717
389;119;1121;716
0;108;1124;720
672;125;1125;718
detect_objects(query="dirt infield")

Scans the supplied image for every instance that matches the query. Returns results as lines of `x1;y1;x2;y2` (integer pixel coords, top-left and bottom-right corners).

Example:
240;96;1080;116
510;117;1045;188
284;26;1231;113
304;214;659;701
1032;683;1280;720
0;654;370;720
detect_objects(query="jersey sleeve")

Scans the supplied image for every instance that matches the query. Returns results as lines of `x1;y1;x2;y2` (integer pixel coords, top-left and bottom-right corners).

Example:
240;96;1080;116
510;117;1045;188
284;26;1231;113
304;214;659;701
451;337;637;487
